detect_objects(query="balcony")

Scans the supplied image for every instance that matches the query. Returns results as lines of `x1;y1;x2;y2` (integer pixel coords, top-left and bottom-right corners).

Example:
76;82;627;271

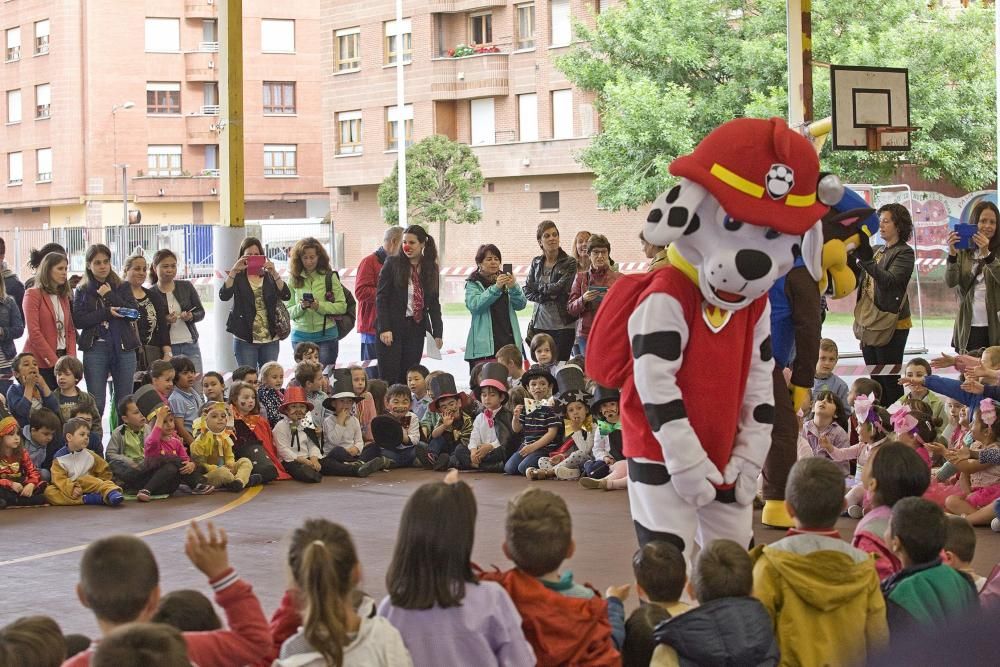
471;137;592;178
430;52;508;100
185;113;221;144
131;175;219;201
185;0;218;19
428;0;507;12
185;50;217;82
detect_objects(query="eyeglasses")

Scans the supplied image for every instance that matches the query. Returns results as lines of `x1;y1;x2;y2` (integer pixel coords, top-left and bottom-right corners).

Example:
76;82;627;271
589;249;609;257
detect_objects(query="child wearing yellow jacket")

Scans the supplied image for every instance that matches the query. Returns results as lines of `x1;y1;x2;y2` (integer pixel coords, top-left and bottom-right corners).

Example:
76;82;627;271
44;417;123;506
190;402;258;492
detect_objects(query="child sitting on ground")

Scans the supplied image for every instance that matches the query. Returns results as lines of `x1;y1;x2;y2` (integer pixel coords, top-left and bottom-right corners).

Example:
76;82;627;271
168;355;203;448
506;365;561;476
406;364;431;419
852;442;931;581
272;387;323;484
91;622;190;667
152;590;222;632
882;497;979;635
43;417;123;506
231;366;257;388
891;398;942;468
846;377;883;448
496;343;525;388
479;486;619;666
319;373;386;478
190;402;260;492
530;364;594;481
21;407;59;482
349;366;377;442
941;399;1000;524
378;471;535;666
580;386;628;491
257;361;285;427
148;359;175;402
294;362;328;430
229;381;288;483
802;390;851;474
422;374;473;471
825;396;891;517
653;539;779;667
52;355;98;431
106;397;181;502
145;403;214;495
752;457;888;666
367;379;388;418
813;338;850;410
6;352;59;427
62;522;272;667
942;515;987;592
274;519;412;666
0;415;48;508
529;333;560;374
943;398;969;447
68;404;105;457
0;615;67;667
891;358;946;424
378;385;423;468
202;371;227;404
608;540;688;667
458;362;514;473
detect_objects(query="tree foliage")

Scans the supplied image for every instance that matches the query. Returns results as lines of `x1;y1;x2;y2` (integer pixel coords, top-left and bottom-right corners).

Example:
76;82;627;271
378;135;485;262
558;0;996;210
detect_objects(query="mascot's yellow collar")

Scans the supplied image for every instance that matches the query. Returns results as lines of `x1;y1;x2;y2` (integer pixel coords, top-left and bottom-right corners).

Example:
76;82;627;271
667;244;698;284
666;244;732;332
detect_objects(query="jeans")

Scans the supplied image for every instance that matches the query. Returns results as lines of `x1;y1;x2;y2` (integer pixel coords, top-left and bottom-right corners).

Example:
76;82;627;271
861;328;909;406
170;342;203;375
361;340;379;379
573;335;588;356
534;328;575;362
504;449;547;475
291;335;339;368
381;447;417;467
233;338;281;369
84;340;139;422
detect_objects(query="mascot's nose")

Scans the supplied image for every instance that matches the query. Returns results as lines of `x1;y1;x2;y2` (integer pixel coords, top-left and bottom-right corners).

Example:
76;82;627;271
735;249;772;281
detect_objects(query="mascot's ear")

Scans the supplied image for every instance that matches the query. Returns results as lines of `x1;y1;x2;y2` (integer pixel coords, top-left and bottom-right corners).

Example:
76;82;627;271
643;179;711;247
801;221;825;283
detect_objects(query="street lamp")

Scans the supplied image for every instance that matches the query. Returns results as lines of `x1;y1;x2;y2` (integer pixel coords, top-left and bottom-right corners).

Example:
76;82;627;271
112;101;135;260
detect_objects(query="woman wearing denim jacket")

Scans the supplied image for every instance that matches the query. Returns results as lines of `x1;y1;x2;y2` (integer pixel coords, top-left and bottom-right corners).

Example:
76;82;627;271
149;249;206;376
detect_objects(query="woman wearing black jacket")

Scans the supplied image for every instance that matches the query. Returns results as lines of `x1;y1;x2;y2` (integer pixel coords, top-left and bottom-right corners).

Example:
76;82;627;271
376;225;443;385
73;244;141;421
219;237;291;368
524;220;579;362
124;254;171;369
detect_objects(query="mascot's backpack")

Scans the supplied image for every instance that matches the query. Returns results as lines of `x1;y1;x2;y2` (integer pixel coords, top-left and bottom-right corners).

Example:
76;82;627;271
586;272;657;389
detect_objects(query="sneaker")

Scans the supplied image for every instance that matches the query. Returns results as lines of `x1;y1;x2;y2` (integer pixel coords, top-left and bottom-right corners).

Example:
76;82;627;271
224;480;245;492
379;456;394;471
247;474;264;487
136;489;153;503
525;467;541;480
357;458;382;478
992;517;1000;533
0;497;7;510
579;476;602;490
847;504;864;520
433;452;452;472
82;492;104;505
191;483;215;495
177;483;193;495
555;466;580;481
106;490;124;506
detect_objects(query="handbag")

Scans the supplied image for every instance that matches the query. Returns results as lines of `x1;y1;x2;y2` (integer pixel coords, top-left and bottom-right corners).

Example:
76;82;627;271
323;271;356;340
853;292;898;347
272;299;292;341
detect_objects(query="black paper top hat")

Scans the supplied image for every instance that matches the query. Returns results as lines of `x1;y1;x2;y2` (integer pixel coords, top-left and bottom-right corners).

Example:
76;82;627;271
371;415;403;449
475;362;510;401
554;363;592;411
134;384;166;420
590;385;621;419
521;364;556;390
429;373;470;413
323;373;363;411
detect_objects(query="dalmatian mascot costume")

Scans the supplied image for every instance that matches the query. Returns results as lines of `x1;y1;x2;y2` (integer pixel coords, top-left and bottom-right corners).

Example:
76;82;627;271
587;117;836;554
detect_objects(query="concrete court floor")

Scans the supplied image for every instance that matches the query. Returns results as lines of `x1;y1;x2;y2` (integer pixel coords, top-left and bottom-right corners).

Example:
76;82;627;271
2;470;998;638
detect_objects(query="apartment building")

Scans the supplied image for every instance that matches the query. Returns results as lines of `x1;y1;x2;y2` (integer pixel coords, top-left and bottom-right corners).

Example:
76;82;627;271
1;0;325;236
321;0;636;268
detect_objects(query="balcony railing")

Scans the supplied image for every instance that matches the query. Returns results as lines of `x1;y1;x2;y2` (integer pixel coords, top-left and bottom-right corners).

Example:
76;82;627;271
199;104;220;116
198;41;220;53
428;0;507;12
185;1;218;19
185;50;217;82
36;104;50;119
35;36;48;55
5;46;20;62
186;114;220;143
430;51;509;100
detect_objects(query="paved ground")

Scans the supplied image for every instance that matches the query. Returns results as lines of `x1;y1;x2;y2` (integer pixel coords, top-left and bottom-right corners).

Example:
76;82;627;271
1;470;998;638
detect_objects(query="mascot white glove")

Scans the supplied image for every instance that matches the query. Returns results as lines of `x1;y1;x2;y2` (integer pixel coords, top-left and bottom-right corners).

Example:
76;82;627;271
670;458;724;508
723;452;762;506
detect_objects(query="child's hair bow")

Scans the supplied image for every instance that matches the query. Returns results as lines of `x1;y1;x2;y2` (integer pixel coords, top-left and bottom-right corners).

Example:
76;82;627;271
854;393;881;430
890;405;918;435
980;399;997;426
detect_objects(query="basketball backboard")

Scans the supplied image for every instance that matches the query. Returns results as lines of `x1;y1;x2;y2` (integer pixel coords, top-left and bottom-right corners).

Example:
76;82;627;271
830;65;911;151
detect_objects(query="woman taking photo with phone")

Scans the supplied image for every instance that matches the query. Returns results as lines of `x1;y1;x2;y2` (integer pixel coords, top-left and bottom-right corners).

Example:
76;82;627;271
23;251;76;387
285;237;346;367
74;244;141;420
946;201;1000;354
464;244;527;371
567;234;620;356
150;249;206;376
220;237;291;368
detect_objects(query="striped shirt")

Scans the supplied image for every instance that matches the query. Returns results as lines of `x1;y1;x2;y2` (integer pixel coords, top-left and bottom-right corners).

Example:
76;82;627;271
522;405;561;449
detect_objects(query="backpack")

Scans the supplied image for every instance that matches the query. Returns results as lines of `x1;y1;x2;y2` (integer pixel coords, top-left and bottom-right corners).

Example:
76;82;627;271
324;271;356;340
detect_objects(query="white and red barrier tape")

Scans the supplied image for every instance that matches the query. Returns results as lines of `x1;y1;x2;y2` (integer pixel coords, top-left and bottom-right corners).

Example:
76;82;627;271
221;345;469;382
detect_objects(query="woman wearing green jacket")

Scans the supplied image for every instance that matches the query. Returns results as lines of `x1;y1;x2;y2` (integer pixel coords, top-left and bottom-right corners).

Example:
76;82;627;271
464;244;527;372
285;237;347;366
946;201;1000;354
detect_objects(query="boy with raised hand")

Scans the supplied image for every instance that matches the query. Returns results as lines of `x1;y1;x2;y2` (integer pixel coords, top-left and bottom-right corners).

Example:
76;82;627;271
752;457;887;667
64;521;271;667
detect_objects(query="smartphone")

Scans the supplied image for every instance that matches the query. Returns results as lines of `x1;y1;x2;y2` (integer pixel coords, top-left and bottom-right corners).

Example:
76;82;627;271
303;292;315;302
502;263;513;275
955;223;977;250
246;255;265;276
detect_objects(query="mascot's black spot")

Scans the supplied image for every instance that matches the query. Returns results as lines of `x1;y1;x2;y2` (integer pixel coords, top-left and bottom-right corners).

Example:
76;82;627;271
667;207;689;228
634;521;686;553
791;243;801;259
759;336;773;362
632;331;682;361
753;403;775;424
724;217;743;231
665;185;682;204
644;399;686;431
647;208;663;223
683;214;700;236
765;228;781;240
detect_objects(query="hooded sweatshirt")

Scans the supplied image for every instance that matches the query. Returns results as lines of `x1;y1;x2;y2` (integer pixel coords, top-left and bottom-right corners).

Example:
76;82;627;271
751;533;888;667
881;558;978;636
651;596;779;667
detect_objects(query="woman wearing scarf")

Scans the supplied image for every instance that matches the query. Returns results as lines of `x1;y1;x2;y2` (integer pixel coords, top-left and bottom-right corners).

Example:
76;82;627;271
464;244;527;372
566;234;620;356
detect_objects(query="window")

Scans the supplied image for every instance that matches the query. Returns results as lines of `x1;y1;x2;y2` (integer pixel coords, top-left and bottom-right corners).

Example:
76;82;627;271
36;148;51;182
5;27;20;62
145;18;180;52
540;191;560;211
386;104;414;151
469;12;492;45
147;145;182;176
598;0;611;12
470;98;495;145
550;0;571;47
202;19;218;44
34;19;49;55
6;89;20;124
551;89;573;139
337;110;363;155
203;82;219;110
204;145;219;173
518;93;538;142
384;19;412;65
261;19;295;53
34;83;49;119
335;27;360;72
7;152;22;185
515;4;535;50
146;82;180;114
470;195;483;212
263;81;296;114
264;145;297;176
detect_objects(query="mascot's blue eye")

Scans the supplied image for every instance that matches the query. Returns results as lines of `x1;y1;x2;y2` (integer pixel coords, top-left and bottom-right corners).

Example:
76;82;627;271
764;228;781;240
723;217;743;231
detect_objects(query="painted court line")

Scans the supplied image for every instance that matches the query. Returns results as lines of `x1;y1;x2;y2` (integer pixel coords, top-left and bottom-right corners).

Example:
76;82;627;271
0;486;262;568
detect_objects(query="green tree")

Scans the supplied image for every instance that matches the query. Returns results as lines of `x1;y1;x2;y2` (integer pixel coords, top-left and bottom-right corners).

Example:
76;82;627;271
558;0;996;210
378;134;485;264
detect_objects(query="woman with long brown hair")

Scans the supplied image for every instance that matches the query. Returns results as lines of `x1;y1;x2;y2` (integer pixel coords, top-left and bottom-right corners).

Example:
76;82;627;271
23;252;75;387
946;200;1000;354
285;237;346;367
150;249;205;376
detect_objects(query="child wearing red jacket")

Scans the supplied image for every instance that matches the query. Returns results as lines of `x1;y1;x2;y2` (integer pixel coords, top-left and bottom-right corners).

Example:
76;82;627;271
0;415;48;508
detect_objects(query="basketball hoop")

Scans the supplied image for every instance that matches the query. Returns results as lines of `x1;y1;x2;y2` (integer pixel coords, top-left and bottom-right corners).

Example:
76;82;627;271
830;65;913;152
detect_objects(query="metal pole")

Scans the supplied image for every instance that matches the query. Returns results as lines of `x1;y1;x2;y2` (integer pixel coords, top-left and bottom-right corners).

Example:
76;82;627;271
395;0;407;228
122;165;129;262
996;0;999;193
786;0;804;126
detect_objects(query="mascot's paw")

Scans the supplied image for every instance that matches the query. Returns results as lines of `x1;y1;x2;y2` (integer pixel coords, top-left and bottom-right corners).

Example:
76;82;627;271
671;459;724;508
853;229;874;263
761;499;795;529
723;455;762;506
790;385;811;414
